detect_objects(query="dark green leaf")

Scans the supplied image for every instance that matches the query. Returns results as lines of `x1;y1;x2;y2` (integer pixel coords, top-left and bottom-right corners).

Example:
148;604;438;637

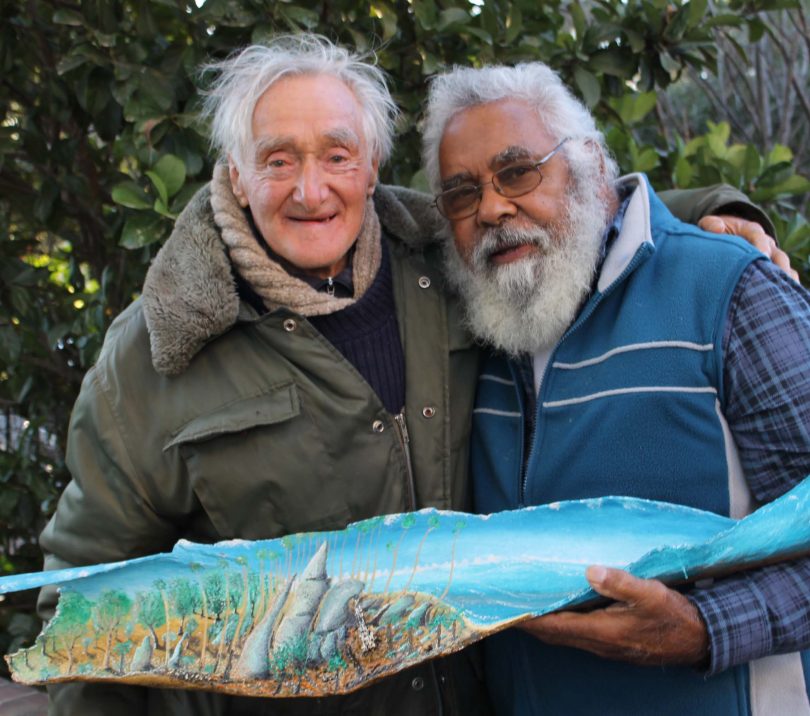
152;155;186;198
505;5;523;43
119;212;166;249
413;0;438;30
589;48;635;78
370;3;399;39
112;181;152;210
145;171;169;206
687;0;708;28
570;2;586;40
623;29;646;53
438;8;471;31
573;66;600;107
56;54;87;75
280;6;320;30
52;9;85;26
747;18;766;43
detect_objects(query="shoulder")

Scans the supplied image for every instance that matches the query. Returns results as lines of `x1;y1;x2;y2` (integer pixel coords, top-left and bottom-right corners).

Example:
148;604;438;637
647;183;763;267
728;260;810;337
141;180;240;376
81;299;172;418
374;184;447;251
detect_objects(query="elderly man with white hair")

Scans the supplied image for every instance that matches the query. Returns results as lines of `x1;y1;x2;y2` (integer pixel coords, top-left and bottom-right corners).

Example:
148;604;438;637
38;35;492;716
423;62;810;715
38;34;783;716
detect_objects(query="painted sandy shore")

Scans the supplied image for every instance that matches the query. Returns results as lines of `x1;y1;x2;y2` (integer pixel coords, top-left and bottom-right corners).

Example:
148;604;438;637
2;478;809;696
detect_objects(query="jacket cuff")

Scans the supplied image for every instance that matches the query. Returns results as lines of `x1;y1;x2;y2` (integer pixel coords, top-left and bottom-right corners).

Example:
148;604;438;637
687;573;773;675
658;184;776;239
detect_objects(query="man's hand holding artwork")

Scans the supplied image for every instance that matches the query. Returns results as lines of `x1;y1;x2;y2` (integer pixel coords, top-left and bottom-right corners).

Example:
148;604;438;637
518;566;710;667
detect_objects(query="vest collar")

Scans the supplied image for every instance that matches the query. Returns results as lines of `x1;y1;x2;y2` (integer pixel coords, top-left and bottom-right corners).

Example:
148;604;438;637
597;173;655;293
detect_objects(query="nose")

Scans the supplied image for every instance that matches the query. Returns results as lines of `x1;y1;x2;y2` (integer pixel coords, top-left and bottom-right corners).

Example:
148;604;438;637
476;183;517;227
292;158;329;209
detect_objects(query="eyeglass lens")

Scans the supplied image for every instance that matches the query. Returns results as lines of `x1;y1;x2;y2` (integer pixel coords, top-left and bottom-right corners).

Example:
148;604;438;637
437;138;569;219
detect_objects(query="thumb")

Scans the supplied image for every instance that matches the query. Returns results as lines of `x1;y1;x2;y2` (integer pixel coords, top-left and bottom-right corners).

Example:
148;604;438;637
585;566;651;602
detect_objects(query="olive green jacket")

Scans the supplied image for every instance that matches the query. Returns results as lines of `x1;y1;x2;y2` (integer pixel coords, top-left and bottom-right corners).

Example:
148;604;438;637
39;183;484;716
38;182;766;716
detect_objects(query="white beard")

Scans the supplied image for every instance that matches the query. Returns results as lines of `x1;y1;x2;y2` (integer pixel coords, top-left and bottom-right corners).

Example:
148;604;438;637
443;182;611;357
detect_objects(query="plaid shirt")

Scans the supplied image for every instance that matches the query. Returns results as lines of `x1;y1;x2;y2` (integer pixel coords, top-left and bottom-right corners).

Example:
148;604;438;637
689;259;810;674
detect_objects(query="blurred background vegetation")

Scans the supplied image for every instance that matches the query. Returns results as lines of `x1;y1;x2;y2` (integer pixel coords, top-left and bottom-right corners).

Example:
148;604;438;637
1;0;808;669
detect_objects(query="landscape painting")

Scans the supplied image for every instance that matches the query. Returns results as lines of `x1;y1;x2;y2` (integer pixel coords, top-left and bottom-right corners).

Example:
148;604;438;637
2;478;809;697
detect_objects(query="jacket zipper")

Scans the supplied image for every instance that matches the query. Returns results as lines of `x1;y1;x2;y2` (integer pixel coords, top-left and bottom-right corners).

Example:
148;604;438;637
395;409;442;712
394;411;417;511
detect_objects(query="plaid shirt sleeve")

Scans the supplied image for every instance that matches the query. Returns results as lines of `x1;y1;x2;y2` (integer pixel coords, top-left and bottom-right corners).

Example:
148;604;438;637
688;259;810;674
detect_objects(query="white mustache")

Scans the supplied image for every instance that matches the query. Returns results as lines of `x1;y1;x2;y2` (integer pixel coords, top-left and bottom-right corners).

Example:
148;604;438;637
472;224;554;269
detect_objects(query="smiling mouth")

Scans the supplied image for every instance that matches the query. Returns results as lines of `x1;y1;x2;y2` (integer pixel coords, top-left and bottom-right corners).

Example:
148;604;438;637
488;242;537;266
288;214;337;224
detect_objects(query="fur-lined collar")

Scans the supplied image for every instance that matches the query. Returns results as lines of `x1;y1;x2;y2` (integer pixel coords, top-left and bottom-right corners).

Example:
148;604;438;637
141;182;444;376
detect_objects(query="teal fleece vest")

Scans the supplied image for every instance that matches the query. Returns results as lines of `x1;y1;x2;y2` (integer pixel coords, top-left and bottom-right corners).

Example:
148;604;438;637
472;177;808;715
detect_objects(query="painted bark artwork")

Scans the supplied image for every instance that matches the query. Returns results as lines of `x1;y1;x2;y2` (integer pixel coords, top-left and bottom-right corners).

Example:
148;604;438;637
3;478;809;697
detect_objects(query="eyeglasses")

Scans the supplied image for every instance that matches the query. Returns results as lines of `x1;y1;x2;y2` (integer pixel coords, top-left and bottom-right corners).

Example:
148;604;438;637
434;137;571;220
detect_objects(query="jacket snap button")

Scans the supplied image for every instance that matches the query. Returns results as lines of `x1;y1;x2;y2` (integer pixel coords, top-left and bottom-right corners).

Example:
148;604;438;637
283;318;297;332
421;406;436;419
418;276;431;289
372;420;385;433
411;676;424;691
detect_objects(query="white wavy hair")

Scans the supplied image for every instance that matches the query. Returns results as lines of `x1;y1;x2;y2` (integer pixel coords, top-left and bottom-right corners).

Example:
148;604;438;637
422;62;618;193
200;34;399;171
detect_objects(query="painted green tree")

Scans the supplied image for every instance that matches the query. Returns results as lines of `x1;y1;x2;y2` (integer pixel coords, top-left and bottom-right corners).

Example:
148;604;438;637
152;579;173;667
169;577;199;638
92;590;132;672
188;562;210;671
402;514;441;594
439;519;467;601
135;589;165;652
51;590;92;675
113;638;133;673
384;513;417;595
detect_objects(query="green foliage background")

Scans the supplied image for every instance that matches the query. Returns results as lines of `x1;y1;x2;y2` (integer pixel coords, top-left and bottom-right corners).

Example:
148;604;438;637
1;0;808;664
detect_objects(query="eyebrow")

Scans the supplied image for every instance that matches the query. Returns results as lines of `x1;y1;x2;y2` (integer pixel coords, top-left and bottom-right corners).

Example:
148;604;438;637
253;135;295;159
253;128;362;160
323;127;361;150
440;145;537;190
440;171;475;191
490;145;534;169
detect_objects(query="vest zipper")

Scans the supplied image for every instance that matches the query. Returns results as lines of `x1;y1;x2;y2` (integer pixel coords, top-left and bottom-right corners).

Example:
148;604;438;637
394;411;417;510
520;245;654;503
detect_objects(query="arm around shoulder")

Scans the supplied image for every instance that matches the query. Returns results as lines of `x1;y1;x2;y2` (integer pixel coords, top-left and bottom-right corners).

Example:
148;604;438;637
658;184;776;237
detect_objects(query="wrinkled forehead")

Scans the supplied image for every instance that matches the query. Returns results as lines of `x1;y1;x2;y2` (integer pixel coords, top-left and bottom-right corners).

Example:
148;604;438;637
250;73;370;151
439;100;559;180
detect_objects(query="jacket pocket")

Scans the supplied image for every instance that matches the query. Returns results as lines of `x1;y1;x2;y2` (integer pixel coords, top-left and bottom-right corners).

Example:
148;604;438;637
165;385;300;448
166;383;352;540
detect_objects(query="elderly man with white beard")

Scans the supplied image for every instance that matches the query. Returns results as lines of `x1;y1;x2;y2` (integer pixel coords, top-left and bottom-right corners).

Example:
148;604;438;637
423;63;810;716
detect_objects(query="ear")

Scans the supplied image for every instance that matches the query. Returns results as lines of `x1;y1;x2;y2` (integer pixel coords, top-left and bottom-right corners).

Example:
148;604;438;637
228;157;250;208
583;138;608;179
366;157;380;197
